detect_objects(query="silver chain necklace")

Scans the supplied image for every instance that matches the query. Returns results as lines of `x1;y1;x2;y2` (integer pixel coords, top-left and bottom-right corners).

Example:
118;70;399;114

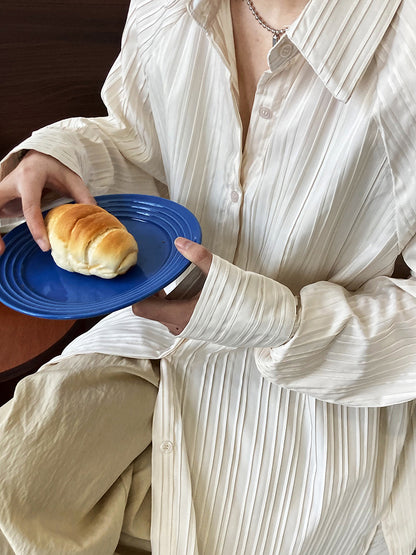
244;0;289;46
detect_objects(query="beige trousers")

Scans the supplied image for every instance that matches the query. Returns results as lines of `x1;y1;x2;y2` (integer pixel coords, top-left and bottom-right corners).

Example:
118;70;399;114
0;353;157;555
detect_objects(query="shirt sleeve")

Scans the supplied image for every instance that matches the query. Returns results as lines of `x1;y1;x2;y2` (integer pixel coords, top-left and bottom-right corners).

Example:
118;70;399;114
0;0;166;201
180;249;416;408
180;18;416;409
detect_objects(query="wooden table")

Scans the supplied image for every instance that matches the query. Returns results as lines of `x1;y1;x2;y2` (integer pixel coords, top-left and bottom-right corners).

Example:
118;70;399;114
0;0;129;405
0;302;99;405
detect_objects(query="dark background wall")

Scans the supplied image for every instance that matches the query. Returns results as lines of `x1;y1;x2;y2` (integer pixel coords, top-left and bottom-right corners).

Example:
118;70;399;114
0;1;130;405
0;0;130;159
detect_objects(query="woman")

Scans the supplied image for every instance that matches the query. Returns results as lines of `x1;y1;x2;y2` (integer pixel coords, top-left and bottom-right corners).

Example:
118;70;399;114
0;0;415;553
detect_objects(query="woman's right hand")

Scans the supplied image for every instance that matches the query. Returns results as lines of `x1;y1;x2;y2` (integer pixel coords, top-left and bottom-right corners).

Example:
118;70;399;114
0;150;96;255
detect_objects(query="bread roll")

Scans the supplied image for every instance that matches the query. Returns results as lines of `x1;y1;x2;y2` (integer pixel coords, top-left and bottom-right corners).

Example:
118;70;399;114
45;203;138;279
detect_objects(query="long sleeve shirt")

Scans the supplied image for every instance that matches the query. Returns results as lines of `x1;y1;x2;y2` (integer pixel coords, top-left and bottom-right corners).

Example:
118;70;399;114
1;0;415;553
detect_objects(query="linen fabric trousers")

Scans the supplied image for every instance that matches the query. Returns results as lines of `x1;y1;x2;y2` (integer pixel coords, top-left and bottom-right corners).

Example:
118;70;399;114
0;351;393;555
0;353;157;555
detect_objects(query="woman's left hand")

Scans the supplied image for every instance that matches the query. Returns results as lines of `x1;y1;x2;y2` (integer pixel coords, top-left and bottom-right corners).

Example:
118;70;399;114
131;238;213;335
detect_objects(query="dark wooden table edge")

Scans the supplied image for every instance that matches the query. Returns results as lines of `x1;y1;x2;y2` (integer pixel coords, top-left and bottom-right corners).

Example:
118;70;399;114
0;316;102;405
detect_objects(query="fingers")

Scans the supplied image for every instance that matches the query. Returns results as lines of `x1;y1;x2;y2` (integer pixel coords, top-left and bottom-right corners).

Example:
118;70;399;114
132;294;198;335
0;172;20;213
0;151;95;253
64;172;96;206
32;169;95;251
174;237;212;275
0;163;50;251
132;295;172;321
21;190;50;251
39;153;95;207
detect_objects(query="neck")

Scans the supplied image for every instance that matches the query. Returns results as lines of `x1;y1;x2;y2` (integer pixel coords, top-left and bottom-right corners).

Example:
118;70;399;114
250;0;310;28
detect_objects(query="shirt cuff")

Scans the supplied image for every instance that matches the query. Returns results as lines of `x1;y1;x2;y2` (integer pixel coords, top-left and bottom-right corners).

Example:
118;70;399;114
179;254;298;348
1;130;87;182
0;139;79;233
0;149;31;232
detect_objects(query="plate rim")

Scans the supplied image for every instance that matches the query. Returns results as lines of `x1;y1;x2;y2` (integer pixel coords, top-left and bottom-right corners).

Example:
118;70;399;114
0;194;202;319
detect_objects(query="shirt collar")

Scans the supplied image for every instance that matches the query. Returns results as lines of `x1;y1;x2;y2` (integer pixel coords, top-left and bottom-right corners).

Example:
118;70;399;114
187;0;402;103
187;0;222;29
286;0;403;102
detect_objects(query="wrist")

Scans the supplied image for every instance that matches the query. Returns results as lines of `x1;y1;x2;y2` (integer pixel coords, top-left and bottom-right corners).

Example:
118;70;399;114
179;255;298;348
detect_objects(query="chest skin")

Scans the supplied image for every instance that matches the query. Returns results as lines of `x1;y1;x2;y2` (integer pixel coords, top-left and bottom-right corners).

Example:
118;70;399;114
146;3;399;289
230;0;307;149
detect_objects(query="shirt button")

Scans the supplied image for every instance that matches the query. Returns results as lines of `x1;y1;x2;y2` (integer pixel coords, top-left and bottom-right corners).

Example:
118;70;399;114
279;43;294;58
230;190;240;203
160;440;174;454
259;106;272;119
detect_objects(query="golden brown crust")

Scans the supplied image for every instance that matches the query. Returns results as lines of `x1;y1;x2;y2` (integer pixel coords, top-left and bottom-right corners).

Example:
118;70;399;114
45;203;138;278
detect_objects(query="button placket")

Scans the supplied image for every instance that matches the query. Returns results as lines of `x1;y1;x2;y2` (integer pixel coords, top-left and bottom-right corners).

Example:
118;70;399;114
241;69;289;194
243;73;276;163
230;190;240;203
160;440;174;454
279;43;294;59
268;34;297;72
259;106;272;119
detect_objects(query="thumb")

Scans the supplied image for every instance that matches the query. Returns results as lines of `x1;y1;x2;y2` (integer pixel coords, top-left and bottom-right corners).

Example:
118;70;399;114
174;237;212;275
63;173;96;206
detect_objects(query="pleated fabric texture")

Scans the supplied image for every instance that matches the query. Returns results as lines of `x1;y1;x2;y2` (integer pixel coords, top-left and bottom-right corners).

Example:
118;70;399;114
2;0;416;553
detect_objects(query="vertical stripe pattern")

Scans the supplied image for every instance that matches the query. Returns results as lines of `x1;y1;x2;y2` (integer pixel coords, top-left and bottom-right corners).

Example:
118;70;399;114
2;0;416;553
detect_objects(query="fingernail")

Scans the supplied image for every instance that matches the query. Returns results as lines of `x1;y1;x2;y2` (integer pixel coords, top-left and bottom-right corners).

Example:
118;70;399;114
175;237;191;250
37;238;50;252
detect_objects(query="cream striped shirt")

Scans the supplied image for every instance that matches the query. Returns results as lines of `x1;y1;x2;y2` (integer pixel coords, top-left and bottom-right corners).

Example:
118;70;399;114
2;0;416;553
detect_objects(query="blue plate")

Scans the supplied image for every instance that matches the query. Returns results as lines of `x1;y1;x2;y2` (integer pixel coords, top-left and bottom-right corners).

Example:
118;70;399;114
0;194;202;319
